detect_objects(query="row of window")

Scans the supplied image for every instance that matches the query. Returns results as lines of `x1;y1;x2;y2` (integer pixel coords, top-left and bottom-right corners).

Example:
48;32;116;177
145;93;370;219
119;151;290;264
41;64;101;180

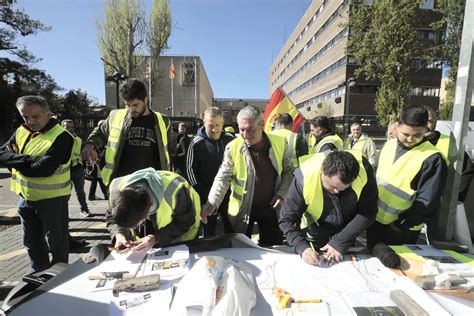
296;84;439;112
288;56;347;97
277;28;348;89
297;86;346;110
412;59;443;69
273;0;330;76
272;0;349;84
410;87;440;97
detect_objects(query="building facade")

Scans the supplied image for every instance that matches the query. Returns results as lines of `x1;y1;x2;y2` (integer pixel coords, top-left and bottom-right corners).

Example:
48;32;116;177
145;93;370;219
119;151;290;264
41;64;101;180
105;55;213;120
269;0;442;135
213;98;268;127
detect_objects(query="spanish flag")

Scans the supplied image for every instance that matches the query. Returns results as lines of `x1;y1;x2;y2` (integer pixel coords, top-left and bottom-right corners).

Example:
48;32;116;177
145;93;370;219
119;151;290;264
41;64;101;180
169;62;176;80
263;87;305;132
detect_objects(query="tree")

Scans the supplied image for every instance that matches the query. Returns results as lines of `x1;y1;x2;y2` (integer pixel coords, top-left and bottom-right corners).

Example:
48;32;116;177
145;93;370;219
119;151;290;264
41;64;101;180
97;0;172;82
347;0;421;127
432;0;466;119
0;0;50;64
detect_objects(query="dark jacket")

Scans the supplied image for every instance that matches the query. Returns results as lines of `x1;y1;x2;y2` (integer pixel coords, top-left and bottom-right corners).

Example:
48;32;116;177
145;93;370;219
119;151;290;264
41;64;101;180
86;109;171;180
392;139;447;229
186;126;233;203
0;118;73;177
279;156;378;255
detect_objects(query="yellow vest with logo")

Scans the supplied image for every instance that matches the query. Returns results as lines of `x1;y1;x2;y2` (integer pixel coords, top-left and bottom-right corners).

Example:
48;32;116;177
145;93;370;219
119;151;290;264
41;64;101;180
376;139;440;230
269;128;299;168
313;134;343;153
71;135;83;167
11;124;71;201
111;170;200;242
102;109;170;186
300;151;367;228
227;134;285;217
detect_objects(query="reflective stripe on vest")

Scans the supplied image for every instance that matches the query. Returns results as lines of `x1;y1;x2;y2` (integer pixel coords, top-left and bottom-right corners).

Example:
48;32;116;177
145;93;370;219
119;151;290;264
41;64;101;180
376;139;439;227
102;109;170;186
110;170;200;242
313;134;343;153
227;134;285;217
300;151;367;228
269;129;298;167
11;124;71;201
71;135;83;167
435;133;449;164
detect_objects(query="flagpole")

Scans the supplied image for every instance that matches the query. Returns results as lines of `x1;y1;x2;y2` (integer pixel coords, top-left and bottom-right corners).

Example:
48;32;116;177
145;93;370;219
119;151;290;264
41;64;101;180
149;58;152;108
194;57;197;118
171;58;174;117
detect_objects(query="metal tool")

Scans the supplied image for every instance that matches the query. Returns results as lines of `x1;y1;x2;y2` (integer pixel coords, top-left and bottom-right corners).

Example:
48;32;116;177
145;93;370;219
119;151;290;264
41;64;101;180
113;274;161;297
273;287;322;310
88;271;132;280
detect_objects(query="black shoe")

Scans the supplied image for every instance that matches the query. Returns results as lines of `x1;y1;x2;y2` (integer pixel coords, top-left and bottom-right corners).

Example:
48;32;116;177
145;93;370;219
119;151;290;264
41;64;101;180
88;196;97;201
69;238;88;250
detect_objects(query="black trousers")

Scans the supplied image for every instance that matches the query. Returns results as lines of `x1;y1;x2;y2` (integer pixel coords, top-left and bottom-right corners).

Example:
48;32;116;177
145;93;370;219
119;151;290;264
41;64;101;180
245;207;283;247
366;221;420;251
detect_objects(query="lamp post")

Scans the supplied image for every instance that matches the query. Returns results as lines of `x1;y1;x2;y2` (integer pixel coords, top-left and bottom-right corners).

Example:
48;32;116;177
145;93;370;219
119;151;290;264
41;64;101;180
105;72;128;109
344;77;357;134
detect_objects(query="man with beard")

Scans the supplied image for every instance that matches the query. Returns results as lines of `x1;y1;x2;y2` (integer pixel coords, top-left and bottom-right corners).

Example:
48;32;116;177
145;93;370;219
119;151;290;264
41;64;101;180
82;79;171;187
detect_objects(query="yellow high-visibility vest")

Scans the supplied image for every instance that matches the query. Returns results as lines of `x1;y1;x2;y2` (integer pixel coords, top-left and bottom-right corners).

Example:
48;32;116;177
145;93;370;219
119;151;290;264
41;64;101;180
435;133;449;164
269;128;299;167
11;124;71;201
306;133;317;152
110;170;200;242
300;151;366;228
313;134;343;153
227;134;285;217
70;135;83;167
376;139;440;230
102;109;170;186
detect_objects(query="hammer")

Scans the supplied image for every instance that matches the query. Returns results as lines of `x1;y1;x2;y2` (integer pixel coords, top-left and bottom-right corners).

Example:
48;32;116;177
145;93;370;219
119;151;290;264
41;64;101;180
273;287;322;310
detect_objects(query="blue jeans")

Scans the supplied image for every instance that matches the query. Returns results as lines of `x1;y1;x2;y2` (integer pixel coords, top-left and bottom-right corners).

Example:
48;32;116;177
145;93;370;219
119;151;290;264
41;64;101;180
18;195;70;272
71;165;88;211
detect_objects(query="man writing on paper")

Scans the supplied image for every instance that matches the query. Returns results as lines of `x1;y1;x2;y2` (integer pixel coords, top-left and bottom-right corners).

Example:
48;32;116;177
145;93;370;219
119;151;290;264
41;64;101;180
106;168;201;253
279;151;377;265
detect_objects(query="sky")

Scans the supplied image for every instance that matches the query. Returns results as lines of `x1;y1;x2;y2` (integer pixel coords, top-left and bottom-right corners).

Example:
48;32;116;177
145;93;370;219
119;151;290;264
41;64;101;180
12;0;312;104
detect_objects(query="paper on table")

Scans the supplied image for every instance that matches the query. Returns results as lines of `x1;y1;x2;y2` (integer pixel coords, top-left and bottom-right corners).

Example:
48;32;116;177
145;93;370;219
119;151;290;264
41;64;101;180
88;250;147;292
144;244;190;281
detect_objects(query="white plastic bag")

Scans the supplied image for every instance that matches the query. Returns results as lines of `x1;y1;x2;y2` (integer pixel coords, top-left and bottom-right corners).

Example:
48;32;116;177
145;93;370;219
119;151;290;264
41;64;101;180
170;256;256;316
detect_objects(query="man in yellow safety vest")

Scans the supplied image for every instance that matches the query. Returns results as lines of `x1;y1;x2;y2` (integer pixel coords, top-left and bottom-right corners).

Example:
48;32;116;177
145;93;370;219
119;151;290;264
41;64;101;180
0;96;73;272
367;105;447;250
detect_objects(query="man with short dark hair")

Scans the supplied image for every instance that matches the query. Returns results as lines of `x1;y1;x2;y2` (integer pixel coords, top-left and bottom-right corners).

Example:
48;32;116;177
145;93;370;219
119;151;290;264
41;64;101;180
0;96;73;272
367;105;447;250
309;116;343;153
270;113;308;168
82;79;171;187
187;107;234;236
106;168;200;252
172;121;192;178
279;151;377;265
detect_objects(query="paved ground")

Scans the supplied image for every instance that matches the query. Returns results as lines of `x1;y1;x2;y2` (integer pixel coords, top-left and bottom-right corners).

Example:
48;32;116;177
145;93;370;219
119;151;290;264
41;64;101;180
0;168;110;290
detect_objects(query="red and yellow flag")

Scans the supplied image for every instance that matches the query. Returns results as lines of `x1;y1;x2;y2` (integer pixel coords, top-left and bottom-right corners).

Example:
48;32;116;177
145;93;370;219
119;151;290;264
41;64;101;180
169;63;176;80
263;87;305;132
